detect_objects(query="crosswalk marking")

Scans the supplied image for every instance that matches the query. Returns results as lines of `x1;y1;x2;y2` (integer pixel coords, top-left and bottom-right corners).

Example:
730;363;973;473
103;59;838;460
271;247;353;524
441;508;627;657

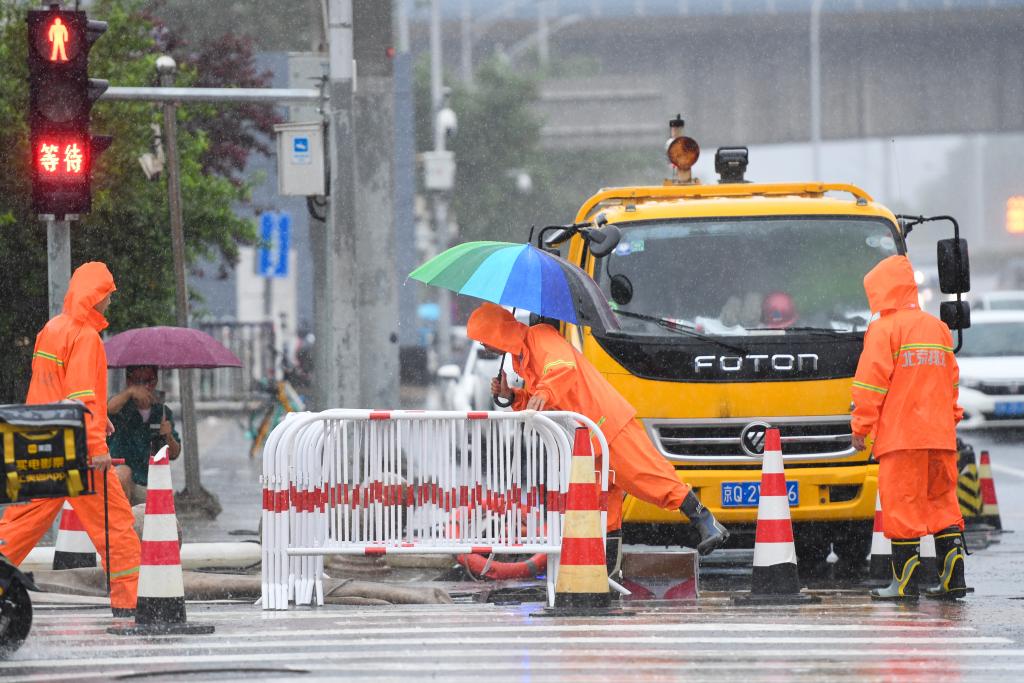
7;599;1021;681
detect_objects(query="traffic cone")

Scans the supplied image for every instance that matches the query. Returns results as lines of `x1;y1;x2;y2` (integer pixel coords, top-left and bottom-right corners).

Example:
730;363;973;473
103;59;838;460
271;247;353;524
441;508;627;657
535;427;628;617
866;491;891;584
733;428;820;604
52;501;97;569
978;451;1003;531
108;447;213;635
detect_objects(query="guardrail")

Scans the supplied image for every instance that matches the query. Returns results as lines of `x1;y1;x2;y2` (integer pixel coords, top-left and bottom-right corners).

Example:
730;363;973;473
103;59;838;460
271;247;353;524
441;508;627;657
260;410;608;610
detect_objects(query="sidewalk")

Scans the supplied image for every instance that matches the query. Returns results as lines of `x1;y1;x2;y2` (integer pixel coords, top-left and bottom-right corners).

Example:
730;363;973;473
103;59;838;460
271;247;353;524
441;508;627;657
171;415;263;542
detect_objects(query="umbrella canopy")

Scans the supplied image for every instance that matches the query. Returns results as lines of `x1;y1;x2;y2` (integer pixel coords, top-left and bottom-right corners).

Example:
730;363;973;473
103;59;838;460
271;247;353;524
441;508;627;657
410;241;620;334
104;326;243;369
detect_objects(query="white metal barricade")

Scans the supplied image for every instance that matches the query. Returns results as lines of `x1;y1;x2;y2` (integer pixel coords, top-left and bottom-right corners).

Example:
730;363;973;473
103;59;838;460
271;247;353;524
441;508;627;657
260;410;609;610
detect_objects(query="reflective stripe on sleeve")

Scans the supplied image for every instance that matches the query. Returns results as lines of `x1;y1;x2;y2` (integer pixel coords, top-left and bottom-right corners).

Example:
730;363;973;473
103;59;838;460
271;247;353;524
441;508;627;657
32;350;64;366
852;380;888;395
542;359;576;375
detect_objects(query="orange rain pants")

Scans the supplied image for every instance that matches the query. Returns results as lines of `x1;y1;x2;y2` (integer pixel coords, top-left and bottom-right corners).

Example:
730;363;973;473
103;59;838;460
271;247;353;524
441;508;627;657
0;469;140;610
602;420;690;532
877;448;964;540
467;303;690;532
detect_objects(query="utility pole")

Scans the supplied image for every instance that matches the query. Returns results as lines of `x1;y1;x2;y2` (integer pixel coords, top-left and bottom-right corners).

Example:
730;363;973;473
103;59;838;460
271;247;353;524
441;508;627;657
156;55;220;517
46;219;70;318
429;0;454;367
353;0;399;408
460;0;473;84
809;0;822;180
322;0;360;408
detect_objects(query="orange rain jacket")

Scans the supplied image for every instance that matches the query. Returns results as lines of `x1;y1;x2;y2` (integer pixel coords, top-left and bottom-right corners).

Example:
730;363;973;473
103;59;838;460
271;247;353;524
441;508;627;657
0;262;140;611
851;255;962;456
28;261;116;457
467;303;636;444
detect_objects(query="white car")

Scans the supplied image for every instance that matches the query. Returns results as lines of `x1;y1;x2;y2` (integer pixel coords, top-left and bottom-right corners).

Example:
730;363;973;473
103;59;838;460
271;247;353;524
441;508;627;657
975;290;1024;312
957;310;1024;429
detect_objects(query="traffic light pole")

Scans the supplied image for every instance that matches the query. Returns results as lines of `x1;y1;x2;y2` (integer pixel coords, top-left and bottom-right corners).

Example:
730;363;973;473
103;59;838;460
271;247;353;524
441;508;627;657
46;218;70;319
158;56;221;519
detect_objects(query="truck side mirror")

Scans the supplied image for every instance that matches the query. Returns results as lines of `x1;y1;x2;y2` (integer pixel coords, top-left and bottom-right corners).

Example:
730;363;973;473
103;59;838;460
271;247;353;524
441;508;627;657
937;238;970;294
940;300;971;331
586;225;622;258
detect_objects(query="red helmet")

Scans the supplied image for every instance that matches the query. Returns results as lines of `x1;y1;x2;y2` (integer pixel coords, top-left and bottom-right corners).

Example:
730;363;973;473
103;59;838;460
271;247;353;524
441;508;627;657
762;292;797;329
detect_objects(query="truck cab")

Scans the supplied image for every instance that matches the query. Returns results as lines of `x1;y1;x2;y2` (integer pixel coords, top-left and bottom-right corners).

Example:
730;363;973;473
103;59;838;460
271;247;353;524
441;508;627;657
551;120;970;565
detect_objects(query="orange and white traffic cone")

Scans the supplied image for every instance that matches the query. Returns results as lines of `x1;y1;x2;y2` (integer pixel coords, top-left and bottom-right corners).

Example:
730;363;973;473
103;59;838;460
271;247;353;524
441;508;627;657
52;501;97;570
734;428;820;604
536;427;627;617
978;451;1003;531
108;447;213;635
866;491;891;584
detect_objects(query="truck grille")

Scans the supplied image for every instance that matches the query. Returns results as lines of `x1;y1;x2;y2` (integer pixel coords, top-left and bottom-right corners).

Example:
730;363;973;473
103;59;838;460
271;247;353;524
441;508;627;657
644;416;855;464
975;382;1024;396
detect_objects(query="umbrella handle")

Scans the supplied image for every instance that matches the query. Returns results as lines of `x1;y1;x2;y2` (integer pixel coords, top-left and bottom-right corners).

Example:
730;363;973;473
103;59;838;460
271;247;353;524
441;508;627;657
492;352;513;408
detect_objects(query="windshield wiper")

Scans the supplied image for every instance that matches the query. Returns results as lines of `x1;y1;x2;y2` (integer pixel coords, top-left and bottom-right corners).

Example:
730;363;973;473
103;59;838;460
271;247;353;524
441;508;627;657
748;326;857;338
614;310;747;353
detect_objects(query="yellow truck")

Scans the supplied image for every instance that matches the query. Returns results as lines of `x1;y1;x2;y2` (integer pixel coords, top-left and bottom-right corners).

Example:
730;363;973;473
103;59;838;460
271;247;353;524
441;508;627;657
543;119;971;567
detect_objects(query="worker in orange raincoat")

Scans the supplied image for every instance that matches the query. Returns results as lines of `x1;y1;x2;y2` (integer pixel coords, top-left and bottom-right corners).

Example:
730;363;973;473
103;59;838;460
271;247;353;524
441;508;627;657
851;255;966;600
467;303;730;574
0;262;141;616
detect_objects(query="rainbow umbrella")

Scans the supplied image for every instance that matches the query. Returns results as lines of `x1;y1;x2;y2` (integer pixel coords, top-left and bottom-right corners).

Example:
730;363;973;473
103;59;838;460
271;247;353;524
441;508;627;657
409;241;619;334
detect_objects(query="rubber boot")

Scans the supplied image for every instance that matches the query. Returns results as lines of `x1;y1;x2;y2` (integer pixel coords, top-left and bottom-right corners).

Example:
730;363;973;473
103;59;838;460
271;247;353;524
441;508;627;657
605;529;623;582
870;539;920;601
680;491;730;556
924;526;969;600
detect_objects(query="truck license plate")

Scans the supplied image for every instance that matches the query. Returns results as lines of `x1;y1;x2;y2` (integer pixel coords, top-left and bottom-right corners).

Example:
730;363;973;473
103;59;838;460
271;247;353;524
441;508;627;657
720;481;799;508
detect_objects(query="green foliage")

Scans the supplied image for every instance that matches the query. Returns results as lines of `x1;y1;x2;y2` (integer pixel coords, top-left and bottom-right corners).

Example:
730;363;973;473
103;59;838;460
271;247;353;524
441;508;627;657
0;0;255;401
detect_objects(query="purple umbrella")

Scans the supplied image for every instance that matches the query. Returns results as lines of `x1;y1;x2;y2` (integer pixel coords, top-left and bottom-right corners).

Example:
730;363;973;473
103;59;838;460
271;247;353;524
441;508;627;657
104;326;242;369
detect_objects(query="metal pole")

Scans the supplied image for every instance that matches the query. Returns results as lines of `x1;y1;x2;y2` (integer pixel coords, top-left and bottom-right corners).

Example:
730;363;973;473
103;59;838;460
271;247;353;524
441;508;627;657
353;0;399;408
809;0;822;180
461;0;473;84
46;219;71;319
157;55;220;518
430;0;452;367
323;0;360;408
538;0;550;69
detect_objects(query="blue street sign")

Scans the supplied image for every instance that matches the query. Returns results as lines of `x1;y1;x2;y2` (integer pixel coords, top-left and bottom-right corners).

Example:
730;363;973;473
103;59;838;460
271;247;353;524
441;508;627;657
257;211;291;278
275;212;290;277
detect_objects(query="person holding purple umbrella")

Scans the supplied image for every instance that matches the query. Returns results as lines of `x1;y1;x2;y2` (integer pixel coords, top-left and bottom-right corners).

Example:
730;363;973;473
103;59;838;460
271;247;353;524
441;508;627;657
107;365;180;505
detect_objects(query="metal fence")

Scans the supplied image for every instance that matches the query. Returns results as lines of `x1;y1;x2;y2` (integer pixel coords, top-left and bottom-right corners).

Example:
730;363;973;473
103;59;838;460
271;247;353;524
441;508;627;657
196;321;276;402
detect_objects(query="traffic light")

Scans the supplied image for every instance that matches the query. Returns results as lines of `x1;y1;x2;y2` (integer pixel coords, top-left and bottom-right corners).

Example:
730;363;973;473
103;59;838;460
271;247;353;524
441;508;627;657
26;6;108;217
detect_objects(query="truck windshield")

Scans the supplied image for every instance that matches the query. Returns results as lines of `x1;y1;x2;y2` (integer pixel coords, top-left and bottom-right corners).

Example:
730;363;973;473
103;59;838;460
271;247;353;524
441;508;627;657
596;216;899;337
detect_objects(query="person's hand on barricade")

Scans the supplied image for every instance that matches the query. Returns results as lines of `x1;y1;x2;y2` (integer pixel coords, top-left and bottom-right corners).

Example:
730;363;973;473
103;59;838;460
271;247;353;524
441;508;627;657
526;394;547;411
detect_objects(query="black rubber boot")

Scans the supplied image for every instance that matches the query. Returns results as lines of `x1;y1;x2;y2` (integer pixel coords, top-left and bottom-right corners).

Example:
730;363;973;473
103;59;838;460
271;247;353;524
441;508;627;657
924;526;969;600
870;539;920;601
605;529;623;581
680;491;730;556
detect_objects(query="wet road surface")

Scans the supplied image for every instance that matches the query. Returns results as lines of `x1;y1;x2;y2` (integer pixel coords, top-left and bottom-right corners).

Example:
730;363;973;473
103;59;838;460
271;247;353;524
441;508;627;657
3;429;1023;682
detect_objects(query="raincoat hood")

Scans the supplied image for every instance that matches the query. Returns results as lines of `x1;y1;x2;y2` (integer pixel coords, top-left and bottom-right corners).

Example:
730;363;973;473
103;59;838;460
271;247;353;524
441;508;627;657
63;261;116;329
466;303;526;356
863;255;918;315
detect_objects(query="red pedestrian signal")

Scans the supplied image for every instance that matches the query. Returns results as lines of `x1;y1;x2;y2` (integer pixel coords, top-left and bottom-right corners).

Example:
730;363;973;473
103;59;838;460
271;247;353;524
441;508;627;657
35;139;88;177
26;8;108;217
